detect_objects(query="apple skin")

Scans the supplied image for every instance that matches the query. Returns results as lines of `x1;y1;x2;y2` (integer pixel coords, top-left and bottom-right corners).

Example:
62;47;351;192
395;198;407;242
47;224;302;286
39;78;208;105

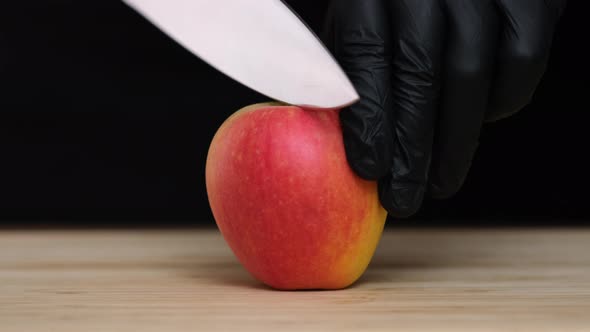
205;102;388;290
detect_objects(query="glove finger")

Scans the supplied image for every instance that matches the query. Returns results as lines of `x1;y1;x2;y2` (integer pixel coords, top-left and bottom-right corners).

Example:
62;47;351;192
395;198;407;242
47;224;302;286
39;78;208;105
378;0;445;218
321;0;395;180
485;0;562;122
428;0;499;199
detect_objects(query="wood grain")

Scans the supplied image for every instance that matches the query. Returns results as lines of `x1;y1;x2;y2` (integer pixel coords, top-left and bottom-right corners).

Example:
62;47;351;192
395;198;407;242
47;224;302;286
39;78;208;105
1;227;589;331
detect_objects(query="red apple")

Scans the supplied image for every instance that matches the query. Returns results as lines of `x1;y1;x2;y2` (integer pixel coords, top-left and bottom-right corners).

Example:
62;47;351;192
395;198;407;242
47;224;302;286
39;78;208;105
205;102;388;290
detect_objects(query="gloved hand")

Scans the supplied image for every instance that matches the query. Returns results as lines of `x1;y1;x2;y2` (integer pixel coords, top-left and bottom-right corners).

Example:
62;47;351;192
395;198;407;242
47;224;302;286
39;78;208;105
321;0;566;218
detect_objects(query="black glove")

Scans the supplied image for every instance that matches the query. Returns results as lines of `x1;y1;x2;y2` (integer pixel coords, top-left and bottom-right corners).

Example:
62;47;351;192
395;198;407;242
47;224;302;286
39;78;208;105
321;0;566;218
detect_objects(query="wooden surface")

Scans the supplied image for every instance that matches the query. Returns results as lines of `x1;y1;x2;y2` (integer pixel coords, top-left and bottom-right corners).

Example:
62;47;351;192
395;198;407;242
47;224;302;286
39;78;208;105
1;227;589;331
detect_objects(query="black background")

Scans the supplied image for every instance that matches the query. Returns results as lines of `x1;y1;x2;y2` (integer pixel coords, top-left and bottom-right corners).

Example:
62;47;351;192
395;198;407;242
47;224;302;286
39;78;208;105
1;1;588;227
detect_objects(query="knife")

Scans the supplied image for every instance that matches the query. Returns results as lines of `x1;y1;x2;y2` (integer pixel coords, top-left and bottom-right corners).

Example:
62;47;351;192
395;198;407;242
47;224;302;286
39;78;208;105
121;0;359;109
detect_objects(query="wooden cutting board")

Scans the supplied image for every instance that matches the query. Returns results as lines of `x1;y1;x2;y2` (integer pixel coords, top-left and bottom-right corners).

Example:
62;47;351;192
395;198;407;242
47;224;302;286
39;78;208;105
1;227;589;331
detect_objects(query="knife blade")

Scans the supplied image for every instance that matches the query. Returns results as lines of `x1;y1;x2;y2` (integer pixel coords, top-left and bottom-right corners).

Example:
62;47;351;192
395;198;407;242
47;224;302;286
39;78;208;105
122;0;359;109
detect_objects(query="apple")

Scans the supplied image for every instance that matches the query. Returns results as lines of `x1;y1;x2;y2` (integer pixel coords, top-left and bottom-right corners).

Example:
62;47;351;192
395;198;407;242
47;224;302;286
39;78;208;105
205;102;388;290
